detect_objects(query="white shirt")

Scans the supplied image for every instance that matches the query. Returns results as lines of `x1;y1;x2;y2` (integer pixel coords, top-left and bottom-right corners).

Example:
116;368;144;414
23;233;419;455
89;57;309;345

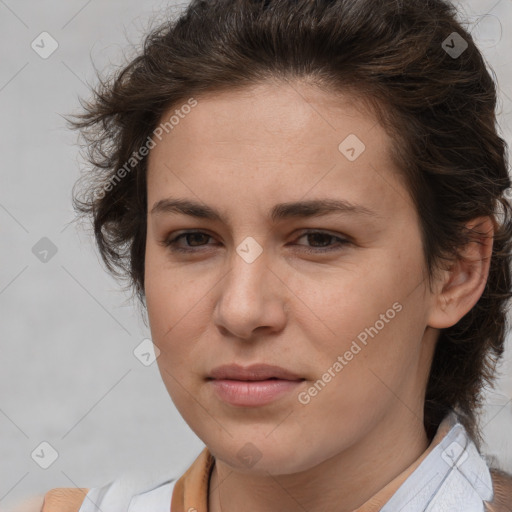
77;412;495;512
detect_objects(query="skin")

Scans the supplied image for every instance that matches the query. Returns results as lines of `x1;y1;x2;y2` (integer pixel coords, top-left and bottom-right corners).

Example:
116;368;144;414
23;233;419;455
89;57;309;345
144;80;493;512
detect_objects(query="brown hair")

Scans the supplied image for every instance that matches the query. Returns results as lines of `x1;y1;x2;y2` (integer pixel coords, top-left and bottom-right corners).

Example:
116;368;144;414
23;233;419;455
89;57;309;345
70;0;512;446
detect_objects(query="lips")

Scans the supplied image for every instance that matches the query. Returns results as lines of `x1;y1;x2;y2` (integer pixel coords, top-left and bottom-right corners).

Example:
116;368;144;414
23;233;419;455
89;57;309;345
207;364;305;406
207;363;304;381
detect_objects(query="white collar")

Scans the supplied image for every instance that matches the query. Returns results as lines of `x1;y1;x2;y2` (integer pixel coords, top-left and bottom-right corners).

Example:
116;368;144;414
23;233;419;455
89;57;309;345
381;411;494;511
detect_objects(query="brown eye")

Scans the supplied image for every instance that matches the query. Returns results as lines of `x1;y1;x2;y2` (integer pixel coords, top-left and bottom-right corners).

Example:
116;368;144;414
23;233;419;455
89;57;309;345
295;231;350;253
163;231;216;253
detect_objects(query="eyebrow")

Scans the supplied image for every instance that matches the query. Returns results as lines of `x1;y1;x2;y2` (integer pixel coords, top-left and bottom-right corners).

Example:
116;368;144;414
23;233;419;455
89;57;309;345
150;198;380;222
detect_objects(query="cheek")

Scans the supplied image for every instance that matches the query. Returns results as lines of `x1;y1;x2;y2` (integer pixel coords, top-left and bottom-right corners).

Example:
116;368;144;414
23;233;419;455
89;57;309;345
144;249;214;385
145;244;198;334
144;250;188;370
145;272;200;414
297;246;426;378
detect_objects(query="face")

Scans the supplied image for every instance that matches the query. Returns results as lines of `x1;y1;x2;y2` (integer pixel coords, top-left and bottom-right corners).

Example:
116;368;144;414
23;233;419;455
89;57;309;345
145;81;437;475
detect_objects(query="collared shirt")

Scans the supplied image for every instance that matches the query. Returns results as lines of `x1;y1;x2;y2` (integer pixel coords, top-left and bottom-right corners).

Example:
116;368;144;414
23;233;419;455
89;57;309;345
77;411;495;512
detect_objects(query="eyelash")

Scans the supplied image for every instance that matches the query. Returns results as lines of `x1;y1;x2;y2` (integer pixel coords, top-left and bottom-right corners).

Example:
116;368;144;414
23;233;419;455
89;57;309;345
161;230;350;254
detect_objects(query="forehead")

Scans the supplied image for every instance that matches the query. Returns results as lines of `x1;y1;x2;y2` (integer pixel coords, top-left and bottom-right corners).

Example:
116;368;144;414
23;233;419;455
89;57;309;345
146;81;410;217
150;80;387;156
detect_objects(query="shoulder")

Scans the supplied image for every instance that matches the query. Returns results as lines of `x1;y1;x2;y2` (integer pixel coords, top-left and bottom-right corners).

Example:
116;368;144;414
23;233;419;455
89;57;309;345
7;488;88;512
39;475;177;512
8;469;178;512
485;468;512;512
8;494;45;512
41;488;89;512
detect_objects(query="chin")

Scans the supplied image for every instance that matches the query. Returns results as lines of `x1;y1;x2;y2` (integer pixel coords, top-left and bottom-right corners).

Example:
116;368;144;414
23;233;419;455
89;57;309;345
205;430;334;476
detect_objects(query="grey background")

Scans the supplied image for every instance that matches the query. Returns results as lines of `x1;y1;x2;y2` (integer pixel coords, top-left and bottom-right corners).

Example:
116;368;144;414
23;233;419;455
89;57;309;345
0;0;511;509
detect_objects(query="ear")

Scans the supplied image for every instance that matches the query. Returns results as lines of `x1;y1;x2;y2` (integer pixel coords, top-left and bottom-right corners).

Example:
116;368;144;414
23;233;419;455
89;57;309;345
427;216;494;329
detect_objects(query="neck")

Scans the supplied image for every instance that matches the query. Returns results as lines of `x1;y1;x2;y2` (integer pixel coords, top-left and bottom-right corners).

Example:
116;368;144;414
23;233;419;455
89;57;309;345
208;409;430;512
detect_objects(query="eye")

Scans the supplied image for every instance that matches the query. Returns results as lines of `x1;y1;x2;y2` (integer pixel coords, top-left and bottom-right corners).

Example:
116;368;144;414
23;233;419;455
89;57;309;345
293;230;351;253
162;230;217;253
161;229;351;254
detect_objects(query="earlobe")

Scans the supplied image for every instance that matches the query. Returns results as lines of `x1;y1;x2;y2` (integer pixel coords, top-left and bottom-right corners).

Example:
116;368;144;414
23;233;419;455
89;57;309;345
427;216;494;330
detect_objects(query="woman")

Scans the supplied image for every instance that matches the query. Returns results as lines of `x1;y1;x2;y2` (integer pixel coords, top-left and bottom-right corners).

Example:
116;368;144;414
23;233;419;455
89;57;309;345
31;0;512;510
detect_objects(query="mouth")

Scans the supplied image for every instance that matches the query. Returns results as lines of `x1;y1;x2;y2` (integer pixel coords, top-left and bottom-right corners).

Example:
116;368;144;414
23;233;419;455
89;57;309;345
207;363;306;407
208;363;305;381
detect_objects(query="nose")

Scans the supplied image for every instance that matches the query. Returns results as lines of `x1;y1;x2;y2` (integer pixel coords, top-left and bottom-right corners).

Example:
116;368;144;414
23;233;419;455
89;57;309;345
213;244;288;341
